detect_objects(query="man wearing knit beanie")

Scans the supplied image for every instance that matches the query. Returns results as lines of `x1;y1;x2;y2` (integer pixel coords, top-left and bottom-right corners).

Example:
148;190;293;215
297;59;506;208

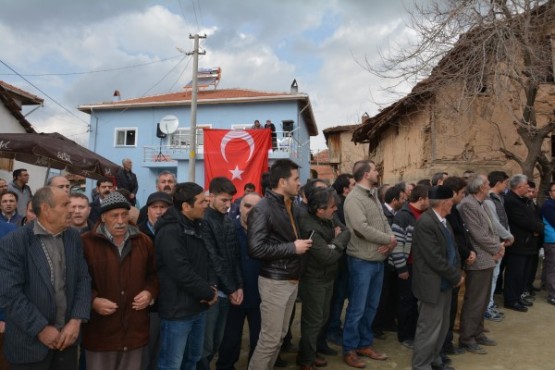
81;191;159;369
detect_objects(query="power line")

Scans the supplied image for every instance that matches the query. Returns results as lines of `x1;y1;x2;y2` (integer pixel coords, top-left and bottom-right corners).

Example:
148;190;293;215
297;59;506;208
0;59;90;126
0;55;183;77
190;0;200;31
141;55;189;97
168;56;192;91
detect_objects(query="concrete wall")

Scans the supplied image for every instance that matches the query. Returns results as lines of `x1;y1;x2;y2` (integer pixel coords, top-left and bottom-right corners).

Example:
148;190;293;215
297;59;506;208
87;99;314;204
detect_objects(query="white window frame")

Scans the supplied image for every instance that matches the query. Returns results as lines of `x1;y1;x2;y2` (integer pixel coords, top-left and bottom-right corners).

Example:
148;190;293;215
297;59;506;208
169;124;212;147
114;127;138;147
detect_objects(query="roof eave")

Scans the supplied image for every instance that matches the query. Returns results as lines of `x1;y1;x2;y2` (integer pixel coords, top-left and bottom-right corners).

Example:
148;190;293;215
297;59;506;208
78;93;311;113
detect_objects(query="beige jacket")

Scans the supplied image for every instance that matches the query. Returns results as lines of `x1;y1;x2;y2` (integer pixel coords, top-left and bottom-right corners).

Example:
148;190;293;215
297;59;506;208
344;184;393;261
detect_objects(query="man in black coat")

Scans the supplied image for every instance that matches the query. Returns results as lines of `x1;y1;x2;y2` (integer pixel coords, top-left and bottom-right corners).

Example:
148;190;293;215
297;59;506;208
115;158;139;206
199;177;244;370
412;186;463;370
503;174;544;312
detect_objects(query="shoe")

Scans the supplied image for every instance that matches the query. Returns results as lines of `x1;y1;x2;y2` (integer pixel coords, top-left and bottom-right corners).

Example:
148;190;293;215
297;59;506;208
343;351;366;368
274;356;288;368
356;346;387;361
317;343;338;356
282;342;298;353
484;310;503;322
314;355;327;367
400;339;414;349
432;365;455;370
548;296;555;306
444;345;465;355
327;332;342;346
373;329;386;340
521;291;535;301
460;343;487;355
476;336;497;346
489;304;505;317
440;353;452;365
519;298;533;307
504;302;528;312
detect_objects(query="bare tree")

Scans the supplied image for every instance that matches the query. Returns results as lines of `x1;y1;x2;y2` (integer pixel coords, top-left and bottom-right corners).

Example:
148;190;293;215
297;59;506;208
367;0;555;197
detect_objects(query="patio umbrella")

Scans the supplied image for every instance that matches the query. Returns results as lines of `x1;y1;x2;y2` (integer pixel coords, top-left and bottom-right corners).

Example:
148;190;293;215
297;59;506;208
0;132;121;181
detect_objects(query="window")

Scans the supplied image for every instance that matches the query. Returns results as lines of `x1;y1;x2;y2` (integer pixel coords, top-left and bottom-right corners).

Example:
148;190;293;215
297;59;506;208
115;128;137;147
170;124;212;147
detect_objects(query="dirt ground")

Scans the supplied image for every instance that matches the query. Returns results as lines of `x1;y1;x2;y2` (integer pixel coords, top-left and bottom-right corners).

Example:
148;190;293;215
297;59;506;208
233;289;554;370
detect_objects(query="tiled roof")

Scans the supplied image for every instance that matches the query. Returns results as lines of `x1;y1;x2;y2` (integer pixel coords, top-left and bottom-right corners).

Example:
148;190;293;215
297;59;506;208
0;81;43;105
80;88;304;110
0;83;37;133
79;88;319;136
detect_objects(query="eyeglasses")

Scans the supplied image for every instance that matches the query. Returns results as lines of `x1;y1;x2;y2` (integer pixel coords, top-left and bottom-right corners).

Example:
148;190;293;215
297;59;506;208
57;185;71;189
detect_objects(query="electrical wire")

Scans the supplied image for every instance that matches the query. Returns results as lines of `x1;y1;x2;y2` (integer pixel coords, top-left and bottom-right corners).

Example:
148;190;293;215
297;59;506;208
0;59;90;126
141;55;189;97
0;55;183;77
190;0;200;31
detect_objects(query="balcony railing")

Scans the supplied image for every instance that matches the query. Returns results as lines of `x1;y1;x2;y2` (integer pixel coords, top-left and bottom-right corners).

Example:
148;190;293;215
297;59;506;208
143;129;302;163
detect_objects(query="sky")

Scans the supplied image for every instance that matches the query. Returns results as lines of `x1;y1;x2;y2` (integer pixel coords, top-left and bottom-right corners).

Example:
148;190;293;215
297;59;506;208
0;0;418;151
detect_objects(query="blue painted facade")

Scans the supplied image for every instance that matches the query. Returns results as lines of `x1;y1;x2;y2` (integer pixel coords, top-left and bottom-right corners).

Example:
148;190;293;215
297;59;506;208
81;91;317;206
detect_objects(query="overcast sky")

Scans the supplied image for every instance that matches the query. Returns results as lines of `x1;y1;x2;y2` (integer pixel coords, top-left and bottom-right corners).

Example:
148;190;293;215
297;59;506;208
0;0;417;150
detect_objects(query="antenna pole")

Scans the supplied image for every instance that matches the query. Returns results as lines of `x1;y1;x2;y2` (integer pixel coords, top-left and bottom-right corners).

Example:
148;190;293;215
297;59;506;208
187;34;206;182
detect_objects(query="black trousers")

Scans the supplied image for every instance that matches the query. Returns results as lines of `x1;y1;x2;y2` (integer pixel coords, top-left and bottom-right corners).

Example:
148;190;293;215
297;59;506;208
503;254;534;304
216;305;261;370
396;268;418;342
10;346;78;370
373;263;398;333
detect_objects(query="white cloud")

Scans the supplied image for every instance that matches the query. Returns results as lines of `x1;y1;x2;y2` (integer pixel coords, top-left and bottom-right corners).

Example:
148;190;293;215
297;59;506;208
0;1;418;153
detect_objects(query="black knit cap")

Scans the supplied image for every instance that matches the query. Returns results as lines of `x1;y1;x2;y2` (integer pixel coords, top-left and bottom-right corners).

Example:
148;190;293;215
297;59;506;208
100;191;131;214
428;185;454;200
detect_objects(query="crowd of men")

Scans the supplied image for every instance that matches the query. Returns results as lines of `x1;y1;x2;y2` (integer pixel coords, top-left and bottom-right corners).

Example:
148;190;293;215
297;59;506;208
0;159;553;370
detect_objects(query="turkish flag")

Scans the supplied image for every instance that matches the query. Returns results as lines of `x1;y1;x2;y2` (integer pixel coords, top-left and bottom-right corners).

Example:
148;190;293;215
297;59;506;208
204;129;272;197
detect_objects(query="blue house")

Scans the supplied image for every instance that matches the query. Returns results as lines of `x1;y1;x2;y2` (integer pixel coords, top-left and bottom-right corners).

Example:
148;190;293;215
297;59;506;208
78;83;318;204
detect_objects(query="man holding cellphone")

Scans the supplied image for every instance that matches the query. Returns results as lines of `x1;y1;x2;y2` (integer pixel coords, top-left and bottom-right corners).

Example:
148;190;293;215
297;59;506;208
247;159;312;370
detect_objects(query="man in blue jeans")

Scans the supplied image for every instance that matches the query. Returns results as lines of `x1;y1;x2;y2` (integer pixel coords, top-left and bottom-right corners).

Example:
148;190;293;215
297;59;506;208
342;160;397;368
155;182;218;370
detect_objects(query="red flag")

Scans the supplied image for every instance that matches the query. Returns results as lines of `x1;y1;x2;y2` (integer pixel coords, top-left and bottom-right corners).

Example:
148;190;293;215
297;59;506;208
204;129;272;197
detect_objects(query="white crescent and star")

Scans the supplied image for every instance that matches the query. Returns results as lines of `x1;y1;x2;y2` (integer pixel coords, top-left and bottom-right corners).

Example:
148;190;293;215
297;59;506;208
229;165;244;180
220;130;255;181
220;130;255;163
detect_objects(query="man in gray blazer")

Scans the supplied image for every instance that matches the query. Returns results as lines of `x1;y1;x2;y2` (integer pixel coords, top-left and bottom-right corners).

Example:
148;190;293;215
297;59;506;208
458;174;505;354
412;186;463;370
0;187;91;370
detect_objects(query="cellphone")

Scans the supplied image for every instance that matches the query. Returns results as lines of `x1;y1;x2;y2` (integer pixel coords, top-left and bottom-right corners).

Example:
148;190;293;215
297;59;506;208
308;230;315;240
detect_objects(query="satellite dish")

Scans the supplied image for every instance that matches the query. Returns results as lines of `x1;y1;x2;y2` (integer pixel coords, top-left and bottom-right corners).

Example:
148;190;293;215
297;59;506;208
159;115;179;134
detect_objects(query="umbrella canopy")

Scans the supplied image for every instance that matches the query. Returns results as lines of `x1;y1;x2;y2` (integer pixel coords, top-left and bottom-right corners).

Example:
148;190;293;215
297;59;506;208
0;132;121;180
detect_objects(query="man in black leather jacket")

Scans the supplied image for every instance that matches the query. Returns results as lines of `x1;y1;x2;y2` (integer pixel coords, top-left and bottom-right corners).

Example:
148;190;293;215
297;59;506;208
247;159;312;370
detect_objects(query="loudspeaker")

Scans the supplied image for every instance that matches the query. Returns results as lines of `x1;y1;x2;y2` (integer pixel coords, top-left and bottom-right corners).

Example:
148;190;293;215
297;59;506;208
282;120;294;132
156;123;167;138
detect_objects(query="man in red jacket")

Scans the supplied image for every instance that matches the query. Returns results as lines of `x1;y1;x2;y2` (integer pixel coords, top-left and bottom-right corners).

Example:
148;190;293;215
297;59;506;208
81;191;159;370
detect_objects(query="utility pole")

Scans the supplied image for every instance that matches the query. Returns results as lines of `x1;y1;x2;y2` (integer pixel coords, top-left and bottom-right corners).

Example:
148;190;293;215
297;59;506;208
187;34;206;182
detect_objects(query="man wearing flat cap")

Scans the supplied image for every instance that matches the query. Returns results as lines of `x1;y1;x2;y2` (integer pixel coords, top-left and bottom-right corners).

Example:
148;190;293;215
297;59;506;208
81;192;159;370
138;191;173;241
412;186;464;370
